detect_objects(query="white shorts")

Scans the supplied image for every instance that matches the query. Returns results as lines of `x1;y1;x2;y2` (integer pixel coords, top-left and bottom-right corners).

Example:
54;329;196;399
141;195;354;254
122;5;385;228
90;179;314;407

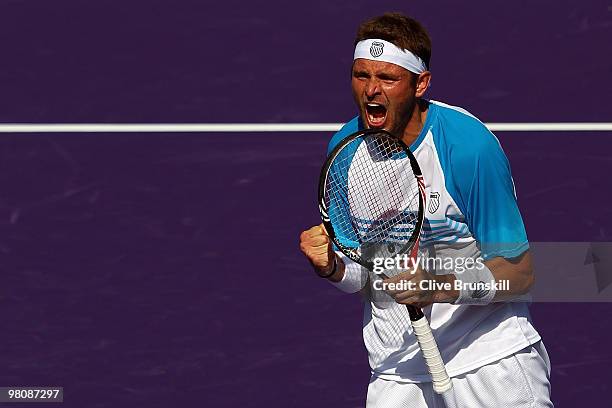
367;341;552;408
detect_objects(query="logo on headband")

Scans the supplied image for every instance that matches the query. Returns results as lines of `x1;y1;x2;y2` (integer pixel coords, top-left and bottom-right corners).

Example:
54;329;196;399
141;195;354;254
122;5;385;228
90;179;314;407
369;41;384;58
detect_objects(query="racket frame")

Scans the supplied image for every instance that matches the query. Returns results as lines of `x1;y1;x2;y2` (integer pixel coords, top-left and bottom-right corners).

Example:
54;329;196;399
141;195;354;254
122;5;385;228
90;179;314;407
317;128;452;394
318;128;425;319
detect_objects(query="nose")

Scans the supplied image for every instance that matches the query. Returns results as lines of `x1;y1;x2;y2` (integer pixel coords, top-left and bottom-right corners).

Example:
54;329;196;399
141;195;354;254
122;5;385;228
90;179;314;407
365;79;381;99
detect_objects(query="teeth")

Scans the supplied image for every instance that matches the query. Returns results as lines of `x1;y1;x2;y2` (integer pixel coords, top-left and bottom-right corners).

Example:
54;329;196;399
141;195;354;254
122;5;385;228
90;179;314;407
365;102;386;126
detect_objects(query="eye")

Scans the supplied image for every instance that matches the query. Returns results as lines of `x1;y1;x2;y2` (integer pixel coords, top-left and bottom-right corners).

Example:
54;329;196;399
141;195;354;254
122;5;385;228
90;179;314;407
353;71;369;80
378;74;398;83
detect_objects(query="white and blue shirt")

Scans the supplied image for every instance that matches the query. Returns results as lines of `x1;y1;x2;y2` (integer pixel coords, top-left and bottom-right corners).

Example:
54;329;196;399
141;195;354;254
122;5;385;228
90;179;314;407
329;100;541;381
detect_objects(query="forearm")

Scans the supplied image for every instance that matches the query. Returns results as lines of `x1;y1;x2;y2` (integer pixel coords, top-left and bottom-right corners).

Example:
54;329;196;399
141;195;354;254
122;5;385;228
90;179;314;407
485;251;534;301
433;251;534;304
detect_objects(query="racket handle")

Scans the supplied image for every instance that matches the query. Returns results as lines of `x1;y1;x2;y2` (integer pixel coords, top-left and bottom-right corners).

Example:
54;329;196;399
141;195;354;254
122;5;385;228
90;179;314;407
410;313;452;394
405;305;424;321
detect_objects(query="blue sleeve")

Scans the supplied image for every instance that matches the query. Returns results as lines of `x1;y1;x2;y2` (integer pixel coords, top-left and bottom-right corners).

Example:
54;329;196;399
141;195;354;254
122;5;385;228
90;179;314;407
327;116;361;156
446;124;529;260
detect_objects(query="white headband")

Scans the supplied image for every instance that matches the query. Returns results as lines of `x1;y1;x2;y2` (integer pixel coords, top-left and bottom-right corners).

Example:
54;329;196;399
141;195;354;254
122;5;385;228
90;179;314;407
353;39;428;74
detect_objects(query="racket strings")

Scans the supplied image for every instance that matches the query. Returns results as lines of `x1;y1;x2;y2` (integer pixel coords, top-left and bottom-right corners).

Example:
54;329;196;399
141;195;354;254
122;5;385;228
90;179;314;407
324;134;421;263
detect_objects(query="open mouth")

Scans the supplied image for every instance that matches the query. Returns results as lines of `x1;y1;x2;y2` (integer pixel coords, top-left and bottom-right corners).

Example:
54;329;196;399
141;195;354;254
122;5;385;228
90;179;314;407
365;103;387;128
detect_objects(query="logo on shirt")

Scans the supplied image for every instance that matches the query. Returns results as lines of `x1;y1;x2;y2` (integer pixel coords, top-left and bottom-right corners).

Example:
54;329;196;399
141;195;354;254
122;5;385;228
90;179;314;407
370;41;384;58
428;192;440;213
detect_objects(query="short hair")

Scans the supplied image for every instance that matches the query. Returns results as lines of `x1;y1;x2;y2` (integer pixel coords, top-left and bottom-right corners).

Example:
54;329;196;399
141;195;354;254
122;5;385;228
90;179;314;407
354;12;432;69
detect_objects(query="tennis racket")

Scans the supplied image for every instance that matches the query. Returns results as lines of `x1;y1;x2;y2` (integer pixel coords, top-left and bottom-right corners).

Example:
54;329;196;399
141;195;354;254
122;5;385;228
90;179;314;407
318;128;455;401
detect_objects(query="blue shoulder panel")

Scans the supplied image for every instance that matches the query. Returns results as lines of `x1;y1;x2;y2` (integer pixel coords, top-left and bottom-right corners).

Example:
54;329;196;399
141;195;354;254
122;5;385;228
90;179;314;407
327;116;361;155
431;103;529;259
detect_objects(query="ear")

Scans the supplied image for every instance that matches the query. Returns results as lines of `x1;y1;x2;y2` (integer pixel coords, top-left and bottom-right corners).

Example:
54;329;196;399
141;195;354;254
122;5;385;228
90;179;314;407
415;71;432;97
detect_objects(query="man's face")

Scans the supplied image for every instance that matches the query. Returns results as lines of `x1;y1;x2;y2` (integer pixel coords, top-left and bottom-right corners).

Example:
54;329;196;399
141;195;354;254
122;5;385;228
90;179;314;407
351;58;417;136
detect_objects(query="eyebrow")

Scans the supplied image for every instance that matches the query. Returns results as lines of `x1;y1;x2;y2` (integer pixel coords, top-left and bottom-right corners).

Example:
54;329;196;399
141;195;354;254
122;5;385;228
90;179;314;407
352;68;399;81
377;72;399;80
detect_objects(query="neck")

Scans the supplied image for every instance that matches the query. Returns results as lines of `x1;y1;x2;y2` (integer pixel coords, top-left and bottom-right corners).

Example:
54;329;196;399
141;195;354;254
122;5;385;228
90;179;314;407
401;99;428;146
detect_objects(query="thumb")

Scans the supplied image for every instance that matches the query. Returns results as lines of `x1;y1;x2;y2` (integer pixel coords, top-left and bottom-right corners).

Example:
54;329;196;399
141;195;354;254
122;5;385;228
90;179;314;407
319;223;330;237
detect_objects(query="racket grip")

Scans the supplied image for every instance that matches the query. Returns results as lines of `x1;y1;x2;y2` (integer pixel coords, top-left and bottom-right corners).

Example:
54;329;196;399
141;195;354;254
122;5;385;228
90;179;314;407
411;316;452;394
405;305;425;321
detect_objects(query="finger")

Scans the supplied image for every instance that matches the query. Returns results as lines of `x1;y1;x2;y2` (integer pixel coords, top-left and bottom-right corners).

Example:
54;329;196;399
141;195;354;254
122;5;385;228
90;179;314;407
382;271;416;284
393;290;418;303
305;234;330;247
314;223;329;236
309;254;334;271
305;247;332;260
302;225;328;240
397;299;432;309
383;282;411;298
395;285;433;305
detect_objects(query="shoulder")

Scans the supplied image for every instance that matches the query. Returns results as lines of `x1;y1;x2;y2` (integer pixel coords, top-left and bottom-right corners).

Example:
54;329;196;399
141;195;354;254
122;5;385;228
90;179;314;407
327;116;361;155
429;100;505;162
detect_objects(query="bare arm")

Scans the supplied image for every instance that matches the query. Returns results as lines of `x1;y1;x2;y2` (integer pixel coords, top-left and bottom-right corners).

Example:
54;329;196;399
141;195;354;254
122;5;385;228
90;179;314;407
385;250;534;306
433;250;534;303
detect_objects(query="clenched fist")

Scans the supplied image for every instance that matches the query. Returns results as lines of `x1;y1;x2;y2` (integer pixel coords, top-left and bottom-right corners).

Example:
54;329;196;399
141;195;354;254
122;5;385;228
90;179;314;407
299;224;342;280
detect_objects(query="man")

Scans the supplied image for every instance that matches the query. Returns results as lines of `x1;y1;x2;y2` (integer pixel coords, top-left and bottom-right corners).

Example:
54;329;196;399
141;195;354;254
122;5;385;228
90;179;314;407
299;13;552;407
